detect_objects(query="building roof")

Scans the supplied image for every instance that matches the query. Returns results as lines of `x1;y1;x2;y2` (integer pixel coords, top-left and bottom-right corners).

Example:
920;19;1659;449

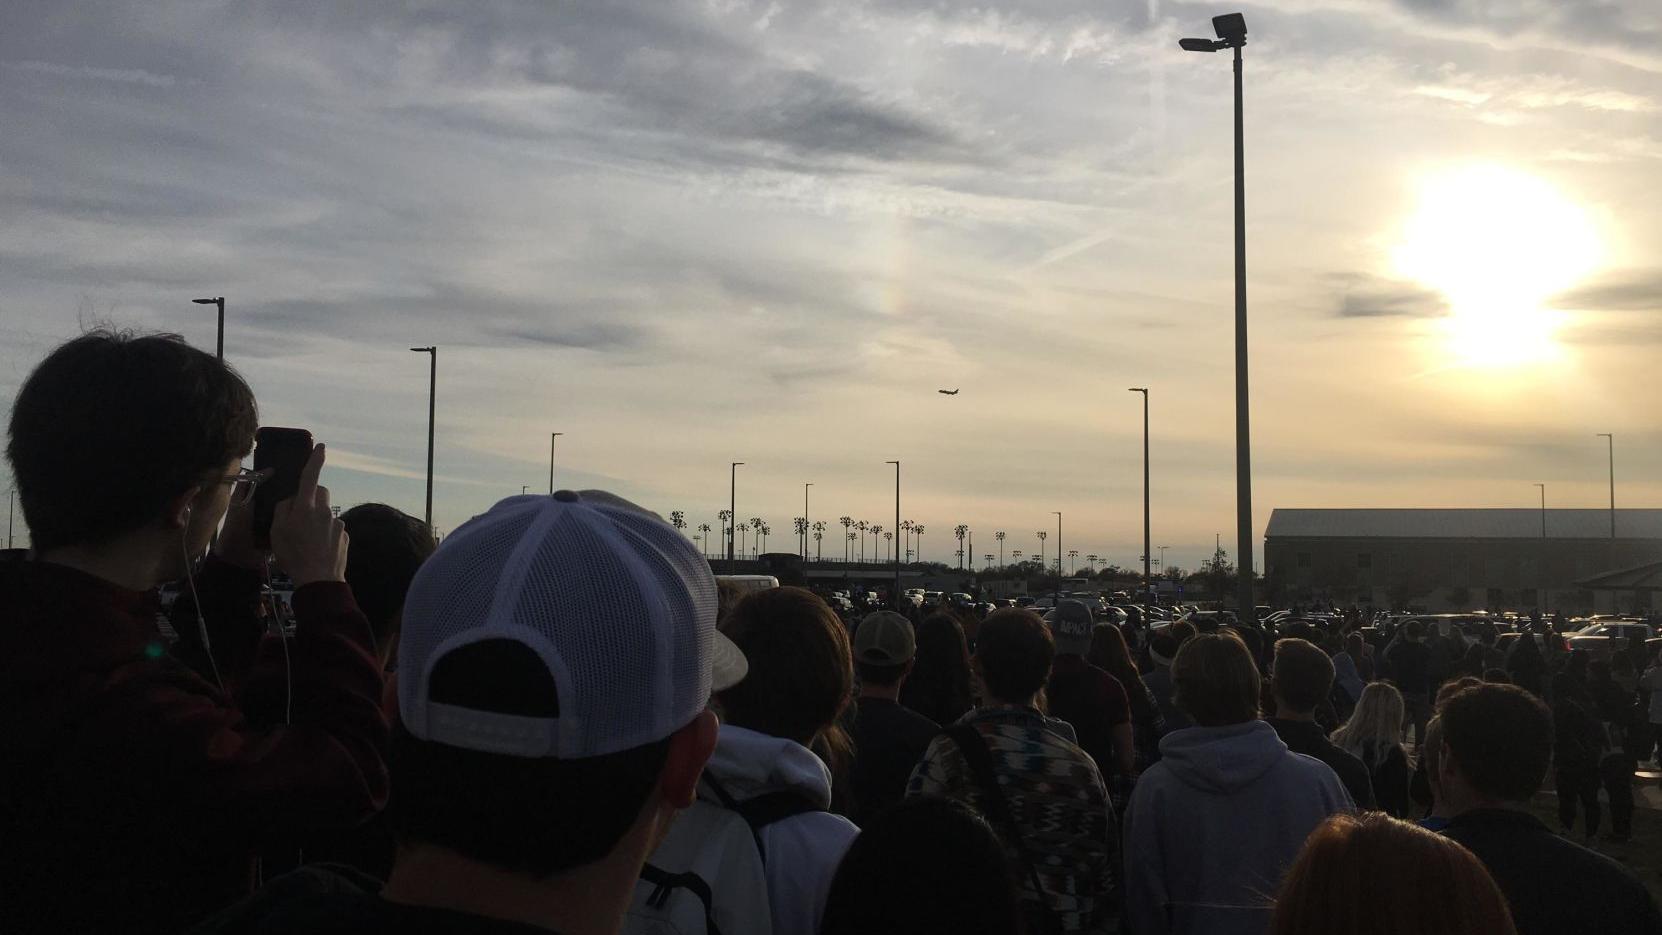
1266;508;1662;541
1576;560;1662;592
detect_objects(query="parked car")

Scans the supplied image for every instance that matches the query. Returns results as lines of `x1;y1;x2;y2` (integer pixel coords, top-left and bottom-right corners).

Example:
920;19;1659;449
1567;621;1655;659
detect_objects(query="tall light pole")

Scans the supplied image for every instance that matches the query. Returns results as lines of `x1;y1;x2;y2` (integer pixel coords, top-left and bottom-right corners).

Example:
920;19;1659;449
1596;433;1615;538
1181;12;1255;620
192;296;225;359
1052;511;1063;578
887;461;901;608
729;463;743;562
1130;387;1151;593
409;347;437;528
1533;483;1547;615
803;483;813;560
548;433;563;494
522;486;529;495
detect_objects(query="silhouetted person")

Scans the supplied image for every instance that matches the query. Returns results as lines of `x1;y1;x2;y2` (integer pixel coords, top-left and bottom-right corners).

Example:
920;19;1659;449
0;332;388;934
1266;639;1375;810
1438;684;1661;935
822;796;1024;935
847;611;939;824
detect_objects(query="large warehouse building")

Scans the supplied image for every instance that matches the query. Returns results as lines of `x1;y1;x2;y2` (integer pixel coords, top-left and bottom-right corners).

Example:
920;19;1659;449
1264;508;1662;613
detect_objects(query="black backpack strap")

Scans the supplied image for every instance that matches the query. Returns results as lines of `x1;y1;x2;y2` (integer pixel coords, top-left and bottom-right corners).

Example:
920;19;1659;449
945;724;1061;934
639;863;724;935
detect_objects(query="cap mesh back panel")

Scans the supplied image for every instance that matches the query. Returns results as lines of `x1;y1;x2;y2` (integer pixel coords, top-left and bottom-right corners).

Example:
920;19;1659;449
399;507;539;735
400;495;717;758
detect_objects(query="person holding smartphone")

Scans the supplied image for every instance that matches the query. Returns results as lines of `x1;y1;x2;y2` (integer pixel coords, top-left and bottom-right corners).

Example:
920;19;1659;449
0;331;389;935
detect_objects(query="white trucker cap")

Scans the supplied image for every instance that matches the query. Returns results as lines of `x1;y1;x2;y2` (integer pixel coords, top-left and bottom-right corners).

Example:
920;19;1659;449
398;490;746;759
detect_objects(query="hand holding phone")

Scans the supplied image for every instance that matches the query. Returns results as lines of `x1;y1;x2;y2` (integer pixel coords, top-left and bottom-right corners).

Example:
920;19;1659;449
269;443;349;588
253;428;315;549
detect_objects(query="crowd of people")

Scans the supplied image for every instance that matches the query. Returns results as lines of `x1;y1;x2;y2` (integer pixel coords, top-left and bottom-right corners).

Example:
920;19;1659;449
2;329;1660;935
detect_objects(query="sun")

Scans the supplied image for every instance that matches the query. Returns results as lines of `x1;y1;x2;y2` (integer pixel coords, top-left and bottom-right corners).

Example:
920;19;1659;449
1392;164;1601;368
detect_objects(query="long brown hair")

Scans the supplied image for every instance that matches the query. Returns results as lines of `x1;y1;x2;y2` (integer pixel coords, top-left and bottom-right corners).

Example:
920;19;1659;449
1270;812;1517;935
717;587;853;748
1087;623;1148;699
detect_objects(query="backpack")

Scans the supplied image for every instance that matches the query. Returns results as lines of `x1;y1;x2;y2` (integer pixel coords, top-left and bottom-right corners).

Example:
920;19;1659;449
624;776;823;935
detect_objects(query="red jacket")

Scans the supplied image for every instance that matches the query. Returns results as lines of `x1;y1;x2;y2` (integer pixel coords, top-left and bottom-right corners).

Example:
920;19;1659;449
0;557;390;935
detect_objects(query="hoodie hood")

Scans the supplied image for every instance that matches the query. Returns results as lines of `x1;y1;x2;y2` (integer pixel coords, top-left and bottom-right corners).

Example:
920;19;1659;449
705;723;834;807
1157;720;1291;795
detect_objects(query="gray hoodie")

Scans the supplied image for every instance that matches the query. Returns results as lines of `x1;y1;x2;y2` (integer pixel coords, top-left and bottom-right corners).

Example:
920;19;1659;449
1123;720;1352;935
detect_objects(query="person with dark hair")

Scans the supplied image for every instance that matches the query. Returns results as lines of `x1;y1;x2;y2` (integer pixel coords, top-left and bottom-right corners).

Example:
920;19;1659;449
1384;619;1433;747
1267;639;1375;810
682;586;861;935
1088;622;1167;772
1503;631;1548;699
207;491;738;935
1588;660;1638;842
1270;812;1517;935
1438;684;1662;935
847;611;940;824
339;503;435;671
822;796;1024;935
0;331;389;935
1124;631;1351;935
909;608;1115;934
1550;655;1607;843
1143;630;1192;732
900;613;975;727
1045;602;1133;795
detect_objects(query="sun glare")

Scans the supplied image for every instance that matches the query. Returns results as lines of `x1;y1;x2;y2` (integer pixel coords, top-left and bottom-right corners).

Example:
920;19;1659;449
1392;164;1601;368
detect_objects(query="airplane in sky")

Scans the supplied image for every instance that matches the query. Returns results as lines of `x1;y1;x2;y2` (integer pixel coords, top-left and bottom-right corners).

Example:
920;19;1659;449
938;388;959;396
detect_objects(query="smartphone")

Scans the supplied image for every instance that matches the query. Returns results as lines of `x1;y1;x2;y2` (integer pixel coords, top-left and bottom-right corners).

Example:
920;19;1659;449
252;427;314;549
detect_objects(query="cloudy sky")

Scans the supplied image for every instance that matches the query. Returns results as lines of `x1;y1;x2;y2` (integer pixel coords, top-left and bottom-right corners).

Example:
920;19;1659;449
3;0;1660;571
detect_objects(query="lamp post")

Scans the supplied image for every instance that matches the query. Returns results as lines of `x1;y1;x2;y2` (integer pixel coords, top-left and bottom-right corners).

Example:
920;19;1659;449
192;296;225;359
522;486;529;495
1052;511;1063;578
548;433;563;494
409;347;437;528
803;483;813;560
1596;434;1615;538
887;461;901;608
729;463;743;562
996;530;1006;568
1129;387;1151;592
1181;12;1256;620
1534;483;1547;614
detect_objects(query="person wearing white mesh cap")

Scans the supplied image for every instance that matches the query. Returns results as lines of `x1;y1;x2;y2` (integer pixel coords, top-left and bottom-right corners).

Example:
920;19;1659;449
193;490;747;935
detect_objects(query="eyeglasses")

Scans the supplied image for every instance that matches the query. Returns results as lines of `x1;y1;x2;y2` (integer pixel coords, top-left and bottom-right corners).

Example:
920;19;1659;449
222;467;268;504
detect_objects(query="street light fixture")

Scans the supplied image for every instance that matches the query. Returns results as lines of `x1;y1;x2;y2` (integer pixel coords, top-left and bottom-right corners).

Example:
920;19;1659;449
1181;11;1256;620
192;297;225;360
1533;483;1547;615
729;462;744;563
803;482;813;561
1129;387;1151;593
409;347;437;528
886;461;901;608
1596;434;1615;538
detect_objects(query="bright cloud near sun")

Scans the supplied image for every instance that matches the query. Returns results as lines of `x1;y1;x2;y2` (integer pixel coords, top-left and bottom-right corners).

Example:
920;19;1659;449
1392;164;1604;368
